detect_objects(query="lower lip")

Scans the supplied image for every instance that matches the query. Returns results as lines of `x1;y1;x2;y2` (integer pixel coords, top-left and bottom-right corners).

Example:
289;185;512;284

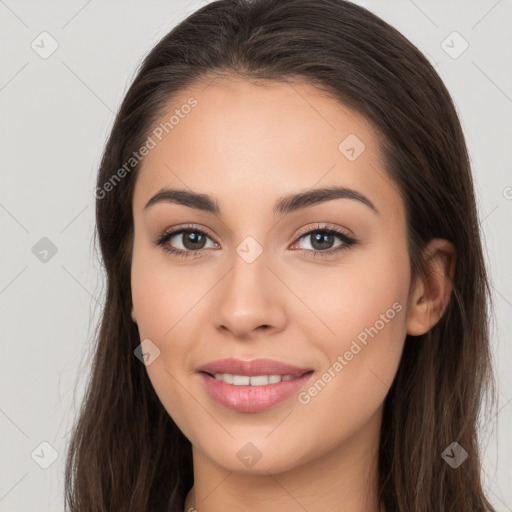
199;371;314;413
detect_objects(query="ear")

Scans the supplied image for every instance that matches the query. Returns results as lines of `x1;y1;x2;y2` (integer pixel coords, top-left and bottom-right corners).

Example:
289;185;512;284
131;306;137;324
406;238;456;336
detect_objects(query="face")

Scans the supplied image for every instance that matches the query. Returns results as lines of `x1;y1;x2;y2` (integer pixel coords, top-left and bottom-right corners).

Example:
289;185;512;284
130;76;412;474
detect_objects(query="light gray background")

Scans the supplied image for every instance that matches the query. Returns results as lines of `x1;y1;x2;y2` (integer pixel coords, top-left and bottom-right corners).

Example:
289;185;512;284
1;0;511;510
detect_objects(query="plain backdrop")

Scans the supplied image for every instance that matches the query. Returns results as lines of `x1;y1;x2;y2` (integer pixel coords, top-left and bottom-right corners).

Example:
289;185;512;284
0;0;511;510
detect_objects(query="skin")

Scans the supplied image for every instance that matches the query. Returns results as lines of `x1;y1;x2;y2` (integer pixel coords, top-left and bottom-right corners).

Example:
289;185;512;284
130;76;456;512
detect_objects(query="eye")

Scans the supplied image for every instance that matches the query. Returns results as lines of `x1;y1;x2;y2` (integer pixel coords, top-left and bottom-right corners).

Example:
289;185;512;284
290;224;357;257
154;224;218;259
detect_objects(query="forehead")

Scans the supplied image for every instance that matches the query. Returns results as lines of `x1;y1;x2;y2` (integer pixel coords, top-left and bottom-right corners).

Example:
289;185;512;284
133;76;404;223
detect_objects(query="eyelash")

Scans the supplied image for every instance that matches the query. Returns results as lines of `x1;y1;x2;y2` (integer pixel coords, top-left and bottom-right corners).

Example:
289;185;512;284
153;223;358;259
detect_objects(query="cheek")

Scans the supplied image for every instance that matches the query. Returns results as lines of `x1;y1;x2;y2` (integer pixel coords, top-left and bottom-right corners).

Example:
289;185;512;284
294;310;406;463
130;242;220;439
131;239;208;340
291;244;410;445
288;238;410;351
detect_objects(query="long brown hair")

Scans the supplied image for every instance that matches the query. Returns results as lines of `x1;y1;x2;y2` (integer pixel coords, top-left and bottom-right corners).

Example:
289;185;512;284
64;1;497;510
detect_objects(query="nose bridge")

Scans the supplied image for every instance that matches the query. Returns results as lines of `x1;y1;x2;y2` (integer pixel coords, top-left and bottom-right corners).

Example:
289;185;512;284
212;236;286;336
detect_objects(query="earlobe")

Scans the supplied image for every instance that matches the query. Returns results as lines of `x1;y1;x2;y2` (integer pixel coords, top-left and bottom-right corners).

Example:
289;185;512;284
131;306;137;323
406;238;456;336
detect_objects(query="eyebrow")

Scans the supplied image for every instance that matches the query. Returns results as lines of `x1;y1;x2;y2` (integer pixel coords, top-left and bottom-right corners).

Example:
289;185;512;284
144;185;380;216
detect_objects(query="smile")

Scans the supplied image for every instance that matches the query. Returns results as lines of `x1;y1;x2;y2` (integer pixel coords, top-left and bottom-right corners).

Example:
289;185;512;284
198;369;314;413
208;373;304;385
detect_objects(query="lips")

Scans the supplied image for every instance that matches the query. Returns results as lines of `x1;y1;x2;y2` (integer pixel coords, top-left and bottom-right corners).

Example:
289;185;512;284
196;358;312;377
196;358;315;412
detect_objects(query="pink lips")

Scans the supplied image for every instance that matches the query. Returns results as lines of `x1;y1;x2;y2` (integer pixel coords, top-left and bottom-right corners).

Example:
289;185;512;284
197;357;312;377
197;358;314;413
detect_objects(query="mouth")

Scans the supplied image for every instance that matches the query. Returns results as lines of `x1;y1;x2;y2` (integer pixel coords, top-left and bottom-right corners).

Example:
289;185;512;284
196;358;315;413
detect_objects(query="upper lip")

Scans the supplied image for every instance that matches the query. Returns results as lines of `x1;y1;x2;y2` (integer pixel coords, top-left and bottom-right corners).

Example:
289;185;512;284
197;358;313;377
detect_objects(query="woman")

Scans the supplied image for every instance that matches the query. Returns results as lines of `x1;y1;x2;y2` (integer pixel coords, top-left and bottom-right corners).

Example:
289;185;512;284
65;1;497;510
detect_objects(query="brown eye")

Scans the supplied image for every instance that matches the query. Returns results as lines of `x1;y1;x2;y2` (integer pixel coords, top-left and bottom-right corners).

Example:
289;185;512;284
291;225;357;257
175;230;208;250
154;225;218;258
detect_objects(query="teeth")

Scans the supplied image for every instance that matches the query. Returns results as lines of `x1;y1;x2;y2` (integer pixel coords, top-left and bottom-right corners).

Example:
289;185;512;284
213;373;300;385
233;375;250;385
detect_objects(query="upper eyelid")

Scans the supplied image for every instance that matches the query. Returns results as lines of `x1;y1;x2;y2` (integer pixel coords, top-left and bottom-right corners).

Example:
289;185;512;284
294;223;353;239
162;223;218;243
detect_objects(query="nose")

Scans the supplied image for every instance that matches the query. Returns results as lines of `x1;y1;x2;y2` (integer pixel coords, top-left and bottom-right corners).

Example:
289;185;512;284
212;248;287;340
